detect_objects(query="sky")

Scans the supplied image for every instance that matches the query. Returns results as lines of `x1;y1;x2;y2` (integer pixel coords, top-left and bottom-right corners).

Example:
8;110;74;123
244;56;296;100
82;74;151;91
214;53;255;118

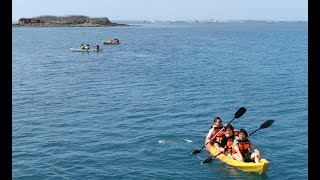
12;0;308;22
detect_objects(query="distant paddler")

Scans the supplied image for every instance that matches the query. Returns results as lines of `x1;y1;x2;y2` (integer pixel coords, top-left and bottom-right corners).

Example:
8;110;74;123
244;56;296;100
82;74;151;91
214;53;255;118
80;43;85;50
114;38;120;44
95;44;100;50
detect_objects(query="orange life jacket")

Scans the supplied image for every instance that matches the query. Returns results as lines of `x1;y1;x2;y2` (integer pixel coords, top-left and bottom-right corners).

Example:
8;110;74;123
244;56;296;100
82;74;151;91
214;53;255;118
225;131;239;153
225;137;234;153
234;139;250;156
210;128;225;143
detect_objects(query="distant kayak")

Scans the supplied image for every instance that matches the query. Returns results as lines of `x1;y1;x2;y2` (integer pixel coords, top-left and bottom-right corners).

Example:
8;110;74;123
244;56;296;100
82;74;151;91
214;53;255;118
70;48;102;52
103;41;120;45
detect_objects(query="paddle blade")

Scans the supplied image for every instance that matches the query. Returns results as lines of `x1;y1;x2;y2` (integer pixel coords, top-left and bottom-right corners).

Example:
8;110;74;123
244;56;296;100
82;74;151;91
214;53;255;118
191;148;202;155
234;107;246;118
202;156;214;163
248;120;275;136
260;120;275;129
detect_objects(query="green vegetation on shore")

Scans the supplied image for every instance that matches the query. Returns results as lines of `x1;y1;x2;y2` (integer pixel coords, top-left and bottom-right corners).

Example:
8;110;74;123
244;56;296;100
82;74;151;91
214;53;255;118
12;15;129;27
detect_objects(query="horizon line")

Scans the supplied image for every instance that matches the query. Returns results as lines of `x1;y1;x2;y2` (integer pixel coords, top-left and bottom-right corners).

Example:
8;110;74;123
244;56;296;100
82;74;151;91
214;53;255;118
12;18;308;23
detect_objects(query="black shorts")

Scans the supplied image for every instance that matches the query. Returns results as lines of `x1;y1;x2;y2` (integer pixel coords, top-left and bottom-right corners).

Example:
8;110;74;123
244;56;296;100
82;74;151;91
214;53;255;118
244;153;254;162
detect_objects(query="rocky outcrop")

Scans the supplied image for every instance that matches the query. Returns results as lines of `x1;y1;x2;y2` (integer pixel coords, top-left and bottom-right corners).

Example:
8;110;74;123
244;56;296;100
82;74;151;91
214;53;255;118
13;15;128;27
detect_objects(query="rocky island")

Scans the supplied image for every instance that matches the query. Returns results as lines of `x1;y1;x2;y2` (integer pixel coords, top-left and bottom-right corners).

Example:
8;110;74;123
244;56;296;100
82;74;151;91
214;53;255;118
12;15;129;27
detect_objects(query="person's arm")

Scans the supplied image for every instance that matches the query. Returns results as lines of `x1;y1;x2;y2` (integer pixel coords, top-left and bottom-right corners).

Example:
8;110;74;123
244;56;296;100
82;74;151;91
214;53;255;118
250;144;260;158
233;131;239;140
206;128;214;139
220;136;227;147
218;136;227;152
232;140;244;162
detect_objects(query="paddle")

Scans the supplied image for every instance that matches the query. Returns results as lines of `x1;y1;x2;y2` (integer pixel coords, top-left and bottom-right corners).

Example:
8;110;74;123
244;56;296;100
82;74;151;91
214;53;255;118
191;107;246;155
201;119;275;163
202;151;224;163
249;119;275;136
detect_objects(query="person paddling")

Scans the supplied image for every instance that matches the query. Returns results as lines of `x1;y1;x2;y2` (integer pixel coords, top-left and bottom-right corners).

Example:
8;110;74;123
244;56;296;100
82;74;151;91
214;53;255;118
218;124;239;159
232;128;261;163
85;44;90;50
206;117;225;152
80;43;85;50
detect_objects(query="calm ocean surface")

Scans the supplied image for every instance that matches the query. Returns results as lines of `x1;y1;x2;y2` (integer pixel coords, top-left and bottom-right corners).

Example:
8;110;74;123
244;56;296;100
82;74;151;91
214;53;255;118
12;22;308;179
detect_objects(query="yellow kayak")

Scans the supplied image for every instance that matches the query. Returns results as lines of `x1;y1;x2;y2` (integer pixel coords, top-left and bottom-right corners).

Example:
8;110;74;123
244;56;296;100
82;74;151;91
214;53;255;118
205;138;269;174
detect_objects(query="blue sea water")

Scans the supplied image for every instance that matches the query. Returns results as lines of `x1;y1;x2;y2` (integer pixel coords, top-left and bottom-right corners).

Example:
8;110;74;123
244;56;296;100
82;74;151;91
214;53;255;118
12;22;308;179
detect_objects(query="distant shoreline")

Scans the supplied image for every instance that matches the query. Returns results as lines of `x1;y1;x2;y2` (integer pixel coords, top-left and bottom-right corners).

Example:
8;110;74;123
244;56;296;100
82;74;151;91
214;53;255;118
115;20;307;24
12;17;307;27
12;24;129;28
12;15;129;27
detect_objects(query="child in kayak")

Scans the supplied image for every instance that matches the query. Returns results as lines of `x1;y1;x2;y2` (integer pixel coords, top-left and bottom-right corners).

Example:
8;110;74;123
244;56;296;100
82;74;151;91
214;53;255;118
218;124;239;159
232;128;261;163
